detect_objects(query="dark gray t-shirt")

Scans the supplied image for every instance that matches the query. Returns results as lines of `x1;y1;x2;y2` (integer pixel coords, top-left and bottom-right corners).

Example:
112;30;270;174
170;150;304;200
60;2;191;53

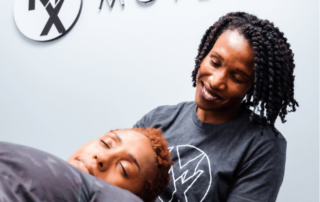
0;142;142;202
134;101;286;202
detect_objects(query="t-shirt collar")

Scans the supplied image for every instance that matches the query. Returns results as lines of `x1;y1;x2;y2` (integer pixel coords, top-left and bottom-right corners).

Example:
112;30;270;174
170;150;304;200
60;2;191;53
191;102;245;130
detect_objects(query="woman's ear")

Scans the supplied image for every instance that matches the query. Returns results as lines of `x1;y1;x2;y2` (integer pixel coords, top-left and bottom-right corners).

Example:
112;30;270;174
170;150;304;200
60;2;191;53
196;69;200;83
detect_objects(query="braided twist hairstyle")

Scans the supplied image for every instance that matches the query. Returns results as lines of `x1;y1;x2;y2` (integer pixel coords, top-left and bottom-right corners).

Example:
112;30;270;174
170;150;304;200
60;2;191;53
192;12;298;135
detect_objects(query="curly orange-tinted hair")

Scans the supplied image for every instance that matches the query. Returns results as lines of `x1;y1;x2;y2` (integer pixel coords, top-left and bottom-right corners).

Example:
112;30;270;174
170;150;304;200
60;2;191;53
112;127;173;202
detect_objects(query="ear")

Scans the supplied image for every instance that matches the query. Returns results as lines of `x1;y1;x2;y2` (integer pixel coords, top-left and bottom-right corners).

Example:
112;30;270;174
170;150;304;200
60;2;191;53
196;69;200;82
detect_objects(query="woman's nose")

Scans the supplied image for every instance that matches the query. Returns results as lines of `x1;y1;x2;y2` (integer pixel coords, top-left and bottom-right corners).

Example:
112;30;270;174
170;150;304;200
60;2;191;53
209;69;227;91
94;151;114;171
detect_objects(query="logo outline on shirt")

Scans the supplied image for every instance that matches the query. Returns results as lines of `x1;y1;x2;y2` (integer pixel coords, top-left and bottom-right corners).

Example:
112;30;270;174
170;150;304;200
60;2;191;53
158;145;212;202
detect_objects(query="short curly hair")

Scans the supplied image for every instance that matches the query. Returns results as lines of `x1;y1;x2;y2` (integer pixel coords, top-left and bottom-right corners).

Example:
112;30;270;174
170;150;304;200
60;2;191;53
111;127;173;202
192;12;299;135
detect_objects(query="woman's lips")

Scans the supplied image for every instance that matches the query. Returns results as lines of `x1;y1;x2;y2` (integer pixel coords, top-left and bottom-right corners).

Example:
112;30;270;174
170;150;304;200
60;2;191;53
199;82;222;101
75;159;90;174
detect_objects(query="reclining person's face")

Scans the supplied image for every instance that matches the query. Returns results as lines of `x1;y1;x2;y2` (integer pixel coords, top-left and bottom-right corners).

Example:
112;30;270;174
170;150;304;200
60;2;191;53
67;129;156;195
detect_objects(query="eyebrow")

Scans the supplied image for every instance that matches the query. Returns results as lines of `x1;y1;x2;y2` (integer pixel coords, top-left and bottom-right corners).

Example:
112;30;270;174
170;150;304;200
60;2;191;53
129;154;140;172
211;51;224;61
112;131;140;173
112;132;122;143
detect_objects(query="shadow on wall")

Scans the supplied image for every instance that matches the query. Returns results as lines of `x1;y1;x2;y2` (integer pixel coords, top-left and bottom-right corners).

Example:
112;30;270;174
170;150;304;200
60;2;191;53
135;0;156;8
12;14;65;46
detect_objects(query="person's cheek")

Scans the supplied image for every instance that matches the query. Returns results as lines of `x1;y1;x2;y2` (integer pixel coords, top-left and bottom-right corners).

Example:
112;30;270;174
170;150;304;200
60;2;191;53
83;142;100;156
107;172;129;190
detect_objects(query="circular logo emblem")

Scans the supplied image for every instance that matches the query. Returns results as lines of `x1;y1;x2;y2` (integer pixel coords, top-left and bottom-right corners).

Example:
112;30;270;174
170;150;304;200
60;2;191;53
159;145;212;202
14;0;82;41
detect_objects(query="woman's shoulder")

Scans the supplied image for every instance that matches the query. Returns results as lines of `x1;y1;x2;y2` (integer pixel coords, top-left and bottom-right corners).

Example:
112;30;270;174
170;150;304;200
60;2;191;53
134;101;195;128
251;125;286;145
151;101;195;114
239;106;286;144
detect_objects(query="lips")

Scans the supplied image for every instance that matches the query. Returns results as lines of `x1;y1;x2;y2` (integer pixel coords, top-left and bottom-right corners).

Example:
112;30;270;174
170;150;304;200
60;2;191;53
200;81;222;101
75;159;91;174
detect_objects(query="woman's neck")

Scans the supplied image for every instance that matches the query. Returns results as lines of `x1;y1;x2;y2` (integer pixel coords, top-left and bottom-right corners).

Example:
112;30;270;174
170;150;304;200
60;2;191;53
196;105;241;125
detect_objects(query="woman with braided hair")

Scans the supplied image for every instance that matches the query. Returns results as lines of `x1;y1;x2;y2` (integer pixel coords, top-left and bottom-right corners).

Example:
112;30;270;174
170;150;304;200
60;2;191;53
135;12;298;202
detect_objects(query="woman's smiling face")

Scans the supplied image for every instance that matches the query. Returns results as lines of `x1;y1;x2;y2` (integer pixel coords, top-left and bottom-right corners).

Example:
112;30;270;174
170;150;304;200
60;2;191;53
195;30;255;113
67;129;156;195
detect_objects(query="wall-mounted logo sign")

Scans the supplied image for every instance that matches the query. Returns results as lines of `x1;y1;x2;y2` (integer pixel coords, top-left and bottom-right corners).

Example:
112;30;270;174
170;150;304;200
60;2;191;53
14;0;82;41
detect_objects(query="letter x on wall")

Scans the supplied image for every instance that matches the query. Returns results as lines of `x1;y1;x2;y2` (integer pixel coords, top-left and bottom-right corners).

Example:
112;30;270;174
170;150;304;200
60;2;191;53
28;0;66;36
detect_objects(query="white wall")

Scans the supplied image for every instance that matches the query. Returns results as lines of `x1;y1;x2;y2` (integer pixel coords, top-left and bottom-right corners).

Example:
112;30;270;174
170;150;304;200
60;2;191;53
0;0;318;201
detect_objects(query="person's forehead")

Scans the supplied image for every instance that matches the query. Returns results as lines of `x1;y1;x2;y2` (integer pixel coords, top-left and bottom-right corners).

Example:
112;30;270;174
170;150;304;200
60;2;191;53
115;130;155;169
213;30;253;63
114;129;146;140
216;31;249;49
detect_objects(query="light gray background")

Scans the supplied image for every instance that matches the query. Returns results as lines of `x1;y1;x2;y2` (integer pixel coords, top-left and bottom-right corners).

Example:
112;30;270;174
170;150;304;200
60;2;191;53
0;0;318;201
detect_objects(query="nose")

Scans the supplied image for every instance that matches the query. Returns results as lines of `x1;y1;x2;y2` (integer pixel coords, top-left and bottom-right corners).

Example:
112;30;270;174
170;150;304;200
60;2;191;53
209;69;227;91
94;150;116;171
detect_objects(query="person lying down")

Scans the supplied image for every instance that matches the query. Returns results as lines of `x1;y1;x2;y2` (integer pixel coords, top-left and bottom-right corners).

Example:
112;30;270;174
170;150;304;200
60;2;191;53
0;127;173;202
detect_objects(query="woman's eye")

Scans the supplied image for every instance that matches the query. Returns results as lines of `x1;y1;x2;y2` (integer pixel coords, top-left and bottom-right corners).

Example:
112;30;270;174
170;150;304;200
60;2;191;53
120;163;128;178
100;140;110;149
210;60;219;67
232;75;243;83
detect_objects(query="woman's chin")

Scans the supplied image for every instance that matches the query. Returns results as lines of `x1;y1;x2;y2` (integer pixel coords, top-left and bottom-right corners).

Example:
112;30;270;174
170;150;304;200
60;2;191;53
195;95;219;111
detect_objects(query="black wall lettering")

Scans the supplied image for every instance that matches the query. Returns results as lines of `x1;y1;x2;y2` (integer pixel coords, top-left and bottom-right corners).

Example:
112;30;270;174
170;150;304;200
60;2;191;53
29;0;35;11
39;0;66;36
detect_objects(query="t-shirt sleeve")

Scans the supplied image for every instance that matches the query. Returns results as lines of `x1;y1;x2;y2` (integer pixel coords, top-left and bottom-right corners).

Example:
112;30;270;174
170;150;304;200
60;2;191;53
133;107;158;128
227;139;287;202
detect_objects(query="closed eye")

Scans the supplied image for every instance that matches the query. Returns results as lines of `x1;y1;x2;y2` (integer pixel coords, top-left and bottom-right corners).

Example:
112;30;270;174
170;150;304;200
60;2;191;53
100;140;110;149
210;60;220;67
120;163;128;178
232;75;244;83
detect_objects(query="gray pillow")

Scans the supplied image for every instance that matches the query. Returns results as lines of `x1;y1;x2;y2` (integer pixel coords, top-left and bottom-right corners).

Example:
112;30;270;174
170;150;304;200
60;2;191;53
0;141;143;202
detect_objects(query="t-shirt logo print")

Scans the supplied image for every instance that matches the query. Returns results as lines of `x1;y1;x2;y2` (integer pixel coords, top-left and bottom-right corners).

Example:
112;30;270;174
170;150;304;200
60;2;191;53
158;145;212;202
14;0;82;41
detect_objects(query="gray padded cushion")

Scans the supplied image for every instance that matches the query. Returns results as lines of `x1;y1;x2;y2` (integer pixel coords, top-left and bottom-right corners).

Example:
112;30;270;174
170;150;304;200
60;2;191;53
0;142;143;202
